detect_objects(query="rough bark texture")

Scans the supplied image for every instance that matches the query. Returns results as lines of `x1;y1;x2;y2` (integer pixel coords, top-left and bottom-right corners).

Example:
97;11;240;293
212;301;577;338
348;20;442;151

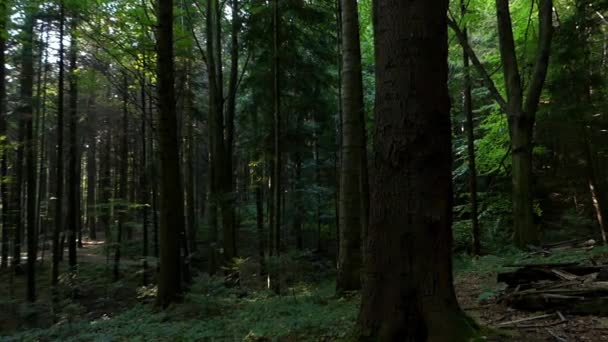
156;0;183;307
357;1;475;340
336;0;368;294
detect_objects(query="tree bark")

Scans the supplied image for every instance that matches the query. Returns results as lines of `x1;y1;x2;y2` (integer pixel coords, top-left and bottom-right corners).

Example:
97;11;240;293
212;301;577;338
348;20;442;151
86;96;97;240
461;1;480;255
336;0;369;294
114;75;128;281
357;1;475;339
156;0;184;307
0;0;8;269
67;22;78;270
52;0;66;286
449;0;553;247
20;6;36;302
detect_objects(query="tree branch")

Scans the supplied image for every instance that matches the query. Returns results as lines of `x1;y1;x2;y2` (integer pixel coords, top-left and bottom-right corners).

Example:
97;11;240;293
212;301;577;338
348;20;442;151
447;16;508;113
523;0;554;117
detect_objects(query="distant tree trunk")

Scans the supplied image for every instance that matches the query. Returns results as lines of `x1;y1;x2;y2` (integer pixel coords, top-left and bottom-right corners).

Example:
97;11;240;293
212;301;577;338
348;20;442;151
52;0;66;286
293;152;303;250
13;121;25;272
336;0;368;294
114;75;129;281
185;109;197;256
206;0;222;262
86;96;97;240
99;125;112;243
156;0;184;307
0;0;8;269
67;22;78;270
20;6;36;302
448;0;553;248
357;1;476;339
140;68;149;285
36;26;50;257
271;0;281;258
220;0;240;262
461;0;480;255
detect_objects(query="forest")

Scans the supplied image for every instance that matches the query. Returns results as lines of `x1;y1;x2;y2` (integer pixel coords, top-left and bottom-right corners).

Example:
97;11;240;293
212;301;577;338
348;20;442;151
3;0;608;340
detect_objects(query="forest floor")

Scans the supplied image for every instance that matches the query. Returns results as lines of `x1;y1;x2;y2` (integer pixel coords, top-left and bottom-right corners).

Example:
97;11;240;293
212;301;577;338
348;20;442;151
3;242;608;340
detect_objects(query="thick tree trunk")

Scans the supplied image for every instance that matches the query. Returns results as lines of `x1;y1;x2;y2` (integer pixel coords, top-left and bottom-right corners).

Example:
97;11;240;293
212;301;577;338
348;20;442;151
511;121;536;246
52;1;66;286
336;0;368;294
156;0;184;307
357;1;475;339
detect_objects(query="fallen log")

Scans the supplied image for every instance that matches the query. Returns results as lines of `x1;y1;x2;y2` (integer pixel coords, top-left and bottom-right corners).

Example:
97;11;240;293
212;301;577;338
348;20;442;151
497;265;606;287
507;287;608;316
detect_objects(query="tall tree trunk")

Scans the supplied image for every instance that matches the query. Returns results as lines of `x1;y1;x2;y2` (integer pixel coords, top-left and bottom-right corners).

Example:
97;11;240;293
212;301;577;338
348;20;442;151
13;121;25;272
336;0;369;294
357;1;476;339
20;6;36;302
271;0;281;258
448;0;553;248
220;0;240;263
86;96;97;240
67;22;78;270
461;1;480;255
496;0;553;247
156;0;184;307
140;67;149;285
36;26;50;257
52;0;66;286
293;152;303;250
114;75;128;280
0;0;8;269
185;109;197;255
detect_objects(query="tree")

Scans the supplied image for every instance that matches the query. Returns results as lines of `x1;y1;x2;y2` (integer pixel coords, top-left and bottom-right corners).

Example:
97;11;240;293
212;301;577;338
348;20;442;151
0;0;8;270
52;0;66;286
449;0;554;247
156;0;183;307
357;0;475;339
460;0;480;255
336;0;369;294
67;20;79;270
20;1;37;302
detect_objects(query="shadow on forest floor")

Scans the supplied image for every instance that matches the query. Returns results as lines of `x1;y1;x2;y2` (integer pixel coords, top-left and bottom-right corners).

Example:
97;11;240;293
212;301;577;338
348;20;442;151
4;242;608;340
